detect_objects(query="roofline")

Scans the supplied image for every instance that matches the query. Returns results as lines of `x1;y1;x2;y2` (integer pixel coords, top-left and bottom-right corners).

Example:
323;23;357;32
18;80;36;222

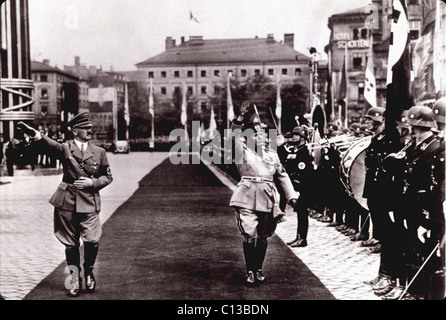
31;63;79;80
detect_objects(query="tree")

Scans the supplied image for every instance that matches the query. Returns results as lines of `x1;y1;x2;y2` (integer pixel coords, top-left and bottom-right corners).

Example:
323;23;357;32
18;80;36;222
209;74;308;133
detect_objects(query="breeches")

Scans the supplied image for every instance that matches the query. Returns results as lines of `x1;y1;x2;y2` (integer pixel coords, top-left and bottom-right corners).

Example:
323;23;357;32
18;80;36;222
54;208;102;247
235;208;276;240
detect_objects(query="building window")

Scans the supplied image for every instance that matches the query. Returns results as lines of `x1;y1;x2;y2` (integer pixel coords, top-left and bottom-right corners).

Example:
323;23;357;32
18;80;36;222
352;53;364;70
201;70;207;77
353;28;359;40
214;70;220;77
187;86;193;94
174;86;180;94
241;69;247;77
174;71;180;78
408;0;419;4
409;20;421;40
148;72;154;78
41;104;48;115
200;101;207;112
214;86;221;95
161;71;167;78
40;75;48;82
268;69;274;76
410;30;419;40
41;88;48;99
161;87;167;95
361;28;368;39
255;69;260;75
295;68;302;76
281;68;288;75
201;86;207;94
358;83;365;101
187;70;193;78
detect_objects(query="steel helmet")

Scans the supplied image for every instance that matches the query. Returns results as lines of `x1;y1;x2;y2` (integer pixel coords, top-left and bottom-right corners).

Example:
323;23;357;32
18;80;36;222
397;110;410;128
432;97;446;124
365;107;385;123
406;105;437;129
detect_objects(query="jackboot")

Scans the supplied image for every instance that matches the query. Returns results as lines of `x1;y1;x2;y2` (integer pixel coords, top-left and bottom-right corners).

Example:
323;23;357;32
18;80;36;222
84;242;99;293
65;246;82;297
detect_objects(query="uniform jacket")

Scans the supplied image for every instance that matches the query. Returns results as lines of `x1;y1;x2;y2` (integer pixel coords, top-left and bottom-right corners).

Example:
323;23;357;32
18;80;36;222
363;128;402;199
278;144;314;194
229;123;299;213
403;134;444;230
40;136;113;213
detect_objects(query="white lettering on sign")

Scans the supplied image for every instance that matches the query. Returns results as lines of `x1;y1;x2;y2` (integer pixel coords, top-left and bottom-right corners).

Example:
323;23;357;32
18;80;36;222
334;33;352;41
337;40;369;49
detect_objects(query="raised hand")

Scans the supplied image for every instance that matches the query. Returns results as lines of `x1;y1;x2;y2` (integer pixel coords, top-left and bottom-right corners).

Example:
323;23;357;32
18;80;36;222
239;101;251;116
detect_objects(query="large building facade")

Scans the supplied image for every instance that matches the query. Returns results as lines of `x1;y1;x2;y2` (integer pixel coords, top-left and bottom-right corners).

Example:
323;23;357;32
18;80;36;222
0;0;33;141
135;34;323;129
31;60;79;130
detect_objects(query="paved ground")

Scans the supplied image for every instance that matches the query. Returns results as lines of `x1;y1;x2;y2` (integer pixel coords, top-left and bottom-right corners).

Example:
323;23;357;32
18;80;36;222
0;152;380;300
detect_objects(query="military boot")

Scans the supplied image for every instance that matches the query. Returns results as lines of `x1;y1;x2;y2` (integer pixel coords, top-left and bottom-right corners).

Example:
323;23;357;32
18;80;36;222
65;246;82;297
254;239;267;283
243;241;257;286
84;242;99;293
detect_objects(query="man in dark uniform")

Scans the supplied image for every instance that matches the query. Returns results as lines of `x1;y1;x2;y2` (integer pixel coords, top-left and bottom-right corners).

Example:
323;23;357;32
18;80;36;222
430;98;445;300
229;102;299;286
18;113;113;297
278;126;314;247
399;105;445;300
361;107;403;296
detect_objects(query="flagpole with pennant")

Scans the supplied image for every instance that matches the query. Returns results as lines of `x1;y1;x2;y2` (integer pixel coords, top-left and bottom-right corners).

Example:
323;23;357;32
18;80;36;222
364;31;377;109
338;44;349;128
181;81;188;142
275;74;282;133
209;105;217;140
124;81;130;140
149;78;155;148
385;0;412;130
343;44;349;128
227;72;235;130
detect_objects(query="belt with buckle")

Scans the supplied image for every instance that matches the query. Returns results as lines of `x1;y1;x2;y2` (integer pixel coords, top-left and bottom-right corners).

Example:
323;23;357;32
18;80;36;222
241;176;273;183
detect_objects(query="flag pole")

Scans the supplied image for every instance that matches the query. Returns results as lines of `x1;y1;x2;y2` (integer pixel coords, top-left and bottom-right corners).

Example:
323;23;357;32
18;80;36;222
149;78;155;149
344;44;349;128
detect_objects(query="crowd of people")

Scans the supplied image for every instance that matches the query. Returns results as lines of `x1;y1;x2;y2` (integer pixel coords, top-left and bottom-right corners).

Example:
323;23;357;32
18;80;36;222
227;99;445;300
0;124;65;176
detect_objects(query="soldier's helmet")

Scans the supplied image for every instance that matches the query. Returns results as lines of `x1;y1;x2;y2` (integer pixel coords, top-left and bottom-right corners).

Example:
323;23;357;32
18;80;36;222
291;126;308;139
360;124;371;135
406;105;437;129
397;110;410;128
432;97;446;125
365;107;385;123
327;122;338;132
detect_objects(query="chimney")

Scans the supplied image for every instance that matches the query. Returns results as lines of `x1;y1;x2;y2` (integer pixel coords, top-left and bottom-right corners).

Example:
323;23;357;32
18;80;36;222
284;33;294;48
165;36;176;50
266;34;274;43
181;36;185;44
43;59;50;65
75;56;80;67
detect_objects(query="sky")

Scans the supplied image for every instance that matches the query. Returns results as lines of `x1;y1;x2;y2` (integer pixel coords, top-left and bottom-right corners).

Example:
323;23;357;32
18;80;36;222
27;0;371;72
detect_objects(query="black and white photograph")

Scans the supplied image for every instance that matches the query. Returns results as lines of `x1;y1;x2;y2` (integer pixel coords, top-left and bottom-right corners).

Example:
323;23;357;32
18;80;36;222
0;0;445;308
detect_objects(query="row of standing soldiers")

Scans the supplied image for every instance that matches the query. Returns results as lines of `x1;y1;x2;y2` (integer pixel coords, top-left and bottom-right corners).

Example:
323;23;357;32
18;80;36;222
276;99;445;300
